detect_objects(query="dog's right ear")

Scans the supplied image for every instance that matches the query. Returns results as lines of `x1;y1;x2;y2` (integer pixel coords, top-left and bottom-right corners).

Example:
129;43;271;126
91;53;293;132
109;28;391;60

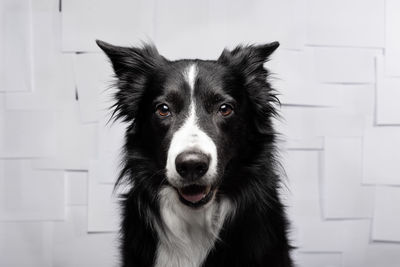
96;40;164;122
96;40;162;78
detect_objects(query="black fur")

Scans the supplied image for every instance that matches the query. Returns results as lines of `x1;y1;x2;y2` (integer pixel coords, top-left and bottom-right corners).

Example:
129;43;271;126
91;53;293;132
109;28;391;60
97;40;293;267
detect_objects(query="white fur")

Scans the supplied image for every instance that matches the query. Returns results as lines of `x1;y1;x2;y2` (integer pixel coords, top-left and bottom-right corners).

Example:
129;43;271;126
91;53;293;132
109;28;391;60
186;64;198;93
165;64;218;186
154;187;233;267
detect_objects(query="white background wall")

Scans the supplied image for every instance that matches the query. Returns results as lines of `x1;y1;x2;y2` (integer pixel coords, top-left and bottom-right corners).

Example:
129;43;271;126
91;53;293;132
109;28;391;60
1;0;400;266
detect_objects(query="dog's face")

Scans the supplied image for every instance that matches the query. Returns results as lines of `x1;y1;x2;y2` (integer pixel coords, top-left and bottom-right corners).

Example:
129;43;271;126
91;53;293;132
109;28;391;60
149;61;245;208
97;41;279;209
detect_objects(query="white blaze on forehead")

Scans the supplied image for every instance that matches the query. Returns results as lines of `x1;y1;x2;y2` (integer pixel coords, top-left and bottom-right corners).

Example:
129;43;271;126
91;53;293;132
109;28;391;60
185;64;198;93
165;64;218;185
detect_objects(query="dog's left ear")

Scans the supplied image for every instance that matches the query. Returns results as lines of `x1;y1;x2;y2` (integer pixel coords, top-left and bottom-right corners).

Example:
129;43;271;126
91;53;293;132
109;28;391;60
219;42;280;135
217;42;279;81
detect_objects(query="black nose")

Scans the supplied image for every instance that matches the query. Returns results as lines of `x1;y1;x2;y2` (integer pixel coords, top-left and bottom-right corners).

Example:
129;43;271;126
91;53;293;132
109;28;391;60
175;151;210;181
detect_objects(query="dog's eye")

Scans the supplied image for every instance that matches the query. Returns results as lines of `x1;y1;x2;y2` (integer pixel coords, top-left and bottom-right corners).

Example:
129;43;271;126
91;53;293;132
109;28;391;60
156;104;171;117
219;104;233;117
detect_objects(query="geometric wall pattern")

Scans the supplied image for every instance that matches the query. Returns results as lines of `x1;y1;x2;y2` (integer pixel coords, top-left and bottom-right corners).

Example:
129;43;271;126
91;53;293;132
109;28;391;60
1;0;400;266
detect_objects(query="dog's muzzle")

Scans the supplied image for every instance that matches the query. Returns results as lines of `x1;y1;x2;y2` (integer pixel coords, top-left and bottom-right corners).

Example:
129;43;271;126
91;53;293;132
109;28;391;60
172;150;215;208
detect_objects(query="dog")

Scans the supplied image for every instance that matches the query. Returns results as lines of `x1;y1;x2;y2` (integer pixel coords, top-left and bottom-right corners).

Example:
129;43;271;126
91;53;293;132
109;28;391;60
97;40;293;267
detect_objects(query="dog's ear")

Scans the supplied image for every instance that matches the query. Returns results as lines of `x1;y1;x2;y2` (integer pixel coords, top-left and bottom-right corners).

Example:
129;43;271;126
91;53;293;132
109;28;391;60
218;42;280;135
96;40;164;122
96;40;162;78
217;42;279;82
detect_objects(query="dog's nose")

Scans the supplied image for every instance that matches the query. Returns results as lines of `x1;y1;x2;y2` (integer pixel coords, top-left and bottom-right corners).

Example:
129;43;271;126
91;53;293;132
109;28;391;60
175;151;210;181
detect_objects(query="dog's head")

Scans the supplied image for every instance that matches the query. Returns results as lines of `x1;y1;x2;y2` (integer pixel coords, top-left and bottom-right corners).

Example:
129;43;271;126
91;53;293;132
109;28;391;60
97;40;279;209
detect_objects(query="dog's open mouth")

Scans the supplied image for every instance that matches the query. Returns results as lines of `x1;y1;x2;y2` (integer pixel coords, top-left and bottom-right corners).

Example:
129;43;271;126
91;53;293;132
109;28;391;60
176;184;214;208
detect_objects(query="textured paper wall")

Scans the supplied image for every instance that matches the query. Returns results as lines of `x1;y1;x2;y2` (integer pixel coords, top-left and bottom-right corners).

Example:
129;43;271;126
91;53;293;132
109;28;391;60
1;0;400;266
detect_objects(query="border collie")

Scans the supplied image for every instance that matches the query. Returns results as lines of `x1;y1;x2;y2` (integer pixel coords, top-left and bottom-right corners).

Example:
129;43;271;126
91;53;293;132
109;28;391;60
97;40;293;267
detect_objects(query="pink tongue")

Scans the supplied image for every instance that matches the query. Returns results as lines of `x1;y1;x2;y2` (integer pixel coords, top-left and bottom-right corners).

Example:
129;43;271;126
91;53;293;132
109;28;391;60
181;192;205;203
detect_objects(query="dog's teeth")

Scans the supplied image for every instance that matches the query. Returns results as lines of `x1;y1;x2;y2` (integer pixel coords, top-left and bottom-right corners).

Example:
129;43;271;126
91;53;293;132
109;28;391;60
205;186;211;195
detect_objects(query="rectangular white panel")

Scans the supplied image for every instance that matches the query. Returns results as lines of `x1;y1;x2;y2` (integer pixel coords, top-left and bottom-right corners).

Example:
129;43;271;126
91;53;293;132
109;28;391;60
87;161;119;232
363;127;400;185
32;103;97;170
53;206;118;267
278;106;366;142
6;0;75;110
0;0;33;92
0;221;53;267
376;56;400;125
306;0;384;47
62;0;155;52
74;53;114;123
314;47;379;84
385;0;400;76
0;160;64;221
66;171;88;206
95;116;126;184
154;0;216;59
269;49;325;106
283;150;321;219
293;252;343;267
372;186;400;242
323;137;374;219
214;0;305;50
0;110;57;158
282;150;321;249
364;244;400;267
340;220;371;267
295;218;346;252
156;0;306;59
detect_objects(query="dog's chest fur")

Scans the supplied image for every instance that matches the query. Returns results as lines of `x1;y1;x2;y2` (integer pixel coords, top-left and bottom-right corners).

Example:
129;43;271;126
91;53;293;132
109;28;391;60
154;187;233;267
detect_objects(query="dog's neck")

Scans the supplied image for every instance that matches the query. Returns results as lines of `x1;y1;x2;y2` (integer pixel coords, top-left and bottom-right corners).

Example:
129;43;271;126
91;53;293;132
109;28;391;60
154;186;233;267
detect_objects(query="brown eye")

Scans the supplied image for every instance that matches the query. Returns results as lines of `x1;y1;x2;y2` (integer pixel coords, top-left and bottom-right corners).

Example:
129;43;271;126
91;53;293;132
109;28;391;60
156;104;171;117
219;104;233;117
